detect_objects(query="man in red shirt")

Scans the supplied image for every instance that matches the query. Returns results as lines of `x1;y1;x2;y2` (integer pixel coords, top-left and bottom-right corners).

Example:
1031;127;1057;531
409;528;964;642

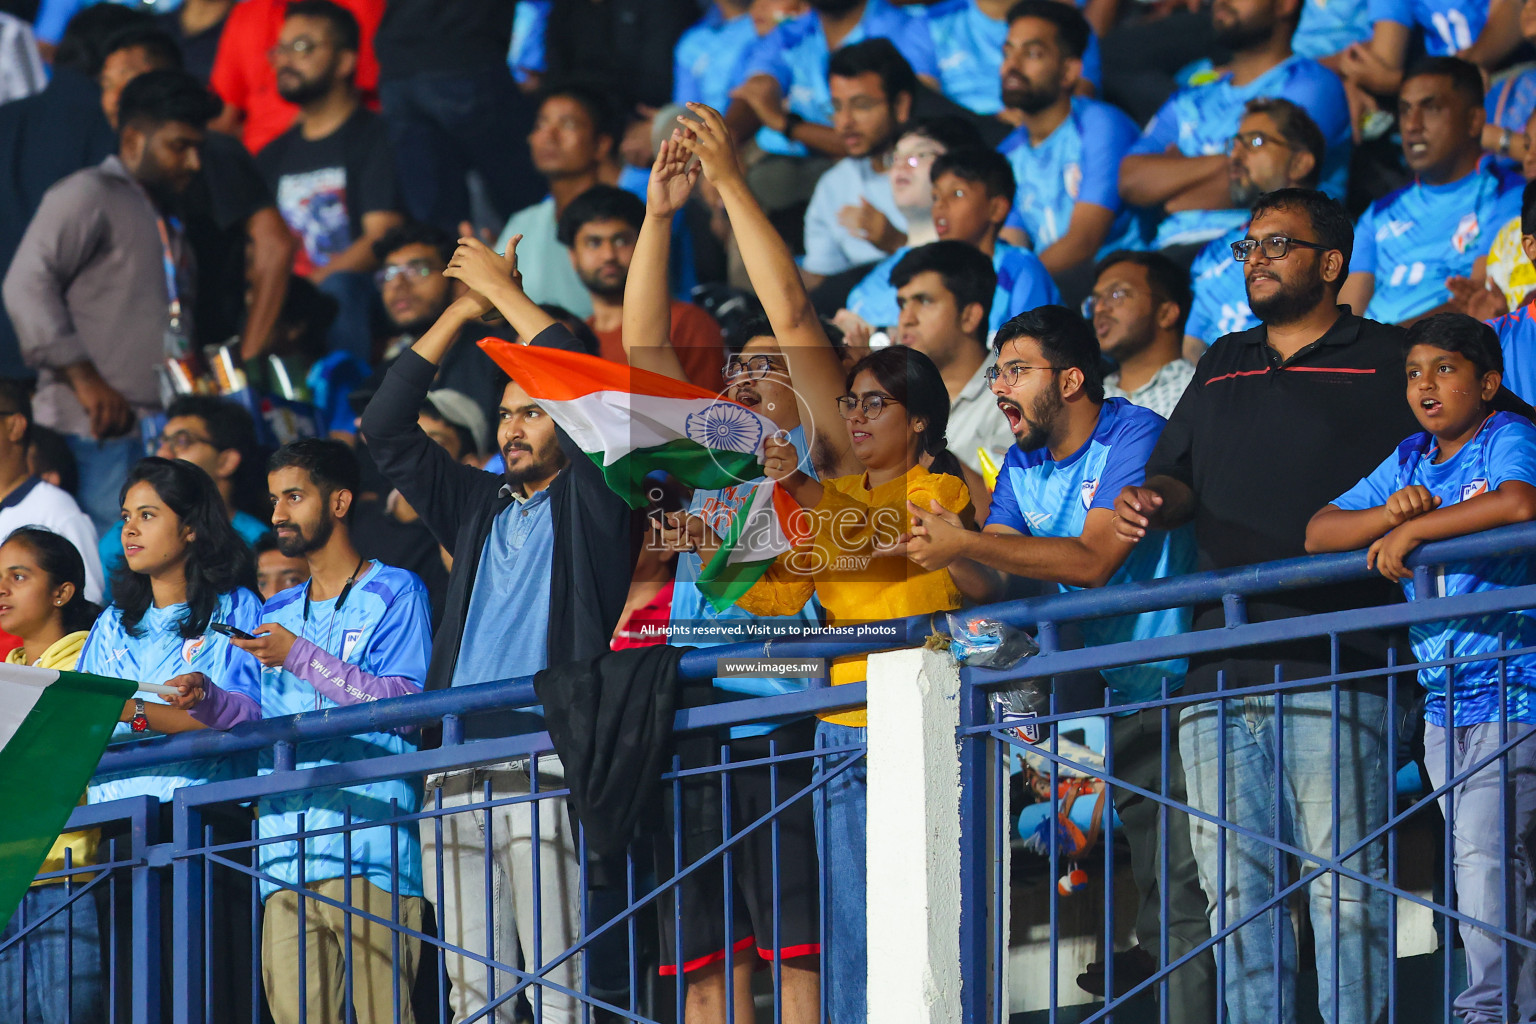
209;0;383;153
556;184;726;391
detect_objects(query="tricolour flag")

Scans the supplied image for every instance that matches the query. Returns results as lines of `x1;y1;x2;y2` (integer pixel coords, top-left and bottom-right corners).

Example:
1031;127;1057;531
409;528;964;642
0;664;136;931
478;341;807;611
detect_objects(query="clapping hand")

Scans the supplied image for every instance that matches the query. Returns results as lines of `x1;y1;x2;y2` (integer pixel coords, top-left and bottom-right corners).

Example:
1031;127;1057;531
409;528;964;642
675;103;747;189
647;134;702;220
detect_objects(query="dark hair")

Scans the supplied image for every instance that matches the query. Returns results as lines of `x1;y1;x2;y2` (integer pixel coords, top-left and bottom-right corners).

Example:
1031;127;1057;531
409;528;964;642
102;26;184;71
844;346;961;480
56;4;150;76
1;528;103;635
1248;188;1354;267
110;458;257;639
889;242;998;346
1404;312;1504;378
254;532;283;558
276;276;339;362
116;69;222;135
827;37;918;103
165;396;256;455
1403;55;1485;107
1522;179;1536;238
993;305;1105;402
931;146;1017;201
0;379;32;446
900;117;985;155
1242;98;1325;189
283;0;360;52
541;303;602;356
556;185;645;247
537;80;622;145
1005;0;1091;59
372;221;455;265
417;402;477;459
268;437;362;513
27;426;77;498
1092;250;1193;334
732;313;848;354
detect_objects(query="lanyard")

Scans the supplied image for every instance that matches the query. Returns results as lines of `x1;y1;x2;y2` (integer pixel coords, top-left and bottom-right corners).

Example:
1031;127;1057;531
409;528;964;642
153;214;184;339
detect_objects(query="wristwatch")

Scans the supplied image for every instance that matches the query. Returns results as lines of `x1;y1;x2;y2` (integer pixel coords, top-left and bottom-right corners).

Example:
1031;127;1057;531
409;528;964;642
130;698;149;733
780;112;803;141
1499;129;1514;156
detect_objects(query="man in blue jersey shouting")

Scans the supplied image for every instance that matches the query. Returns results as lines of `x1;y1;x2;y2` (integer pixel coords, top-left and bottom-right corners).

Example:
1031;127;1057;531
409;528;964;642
900;304;1212;1019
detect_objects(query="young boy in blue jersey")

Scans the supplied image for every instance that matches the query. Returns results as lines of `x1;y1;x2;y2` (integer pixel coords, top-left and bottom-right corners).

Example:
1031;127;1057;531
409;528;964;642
902;305;1213;1019
1307;312;1536;1024
191;438;432;1024
1341;59;1524;327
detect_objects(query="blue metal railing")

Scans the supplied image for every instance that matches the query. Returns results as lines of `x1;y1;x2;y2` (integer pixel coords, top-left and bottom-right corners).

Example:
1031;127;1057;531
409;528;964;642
21;519;1536;1023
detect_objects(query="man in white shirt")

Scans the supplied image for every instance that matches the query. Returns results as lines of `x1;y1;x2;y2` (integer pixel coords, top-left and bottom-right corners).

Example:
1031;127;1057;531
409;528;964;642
801;38;915;286
0;381;104;602
1090;251;1196;419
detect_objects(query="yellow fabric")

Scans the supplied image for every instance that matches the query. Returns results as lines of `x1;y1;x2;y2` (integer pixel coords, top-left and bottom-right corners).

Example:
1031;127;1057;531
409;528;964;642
736;466;970;726
1486;215;1536;311
8;633;101;882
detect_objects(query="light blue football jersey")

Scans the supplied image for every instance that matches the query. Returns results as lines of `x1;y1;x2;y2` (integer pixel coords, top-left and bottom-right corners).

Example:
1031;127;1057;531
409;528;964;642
922;0;1103;115
1368;0;1487;56
1352;157;1524;325
986;398;1195;707
1293;0;1372;58
254;562;432;899
1490;302;1536;406
845;241;1060;330
1333;413;1536;725
83;588;264;804
673;5;761;113
1185;222;1257;346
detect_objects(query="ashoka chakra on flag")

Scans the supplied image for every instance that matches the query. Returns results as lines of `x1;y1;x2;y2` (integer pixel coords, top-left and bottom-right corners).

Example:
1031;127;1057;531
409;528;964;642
685;402;763;454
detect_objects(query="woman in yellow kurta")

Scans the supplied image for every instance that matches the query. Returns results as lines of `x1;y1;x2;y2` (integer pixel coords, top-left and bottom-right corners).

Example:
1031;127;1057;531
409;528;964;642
695;345;994;1018
0;527;106;1021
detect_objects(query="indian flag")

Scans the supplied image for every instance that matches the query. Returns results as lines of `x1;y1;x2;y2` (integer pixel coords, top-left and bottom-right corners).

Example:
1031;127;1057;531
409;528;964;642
0;664;136;931
478;341;807;611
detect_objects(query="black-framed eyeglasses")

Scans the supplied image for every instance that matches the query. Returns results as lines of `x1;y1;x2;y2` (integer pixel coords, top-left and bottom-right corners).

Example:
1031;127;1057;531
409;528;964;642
1229;131;1291;153
836;394;901;420
723;354;787;381
155;430;216;454
374;259;437;287
984;364;1064;388
1231;235;1332;262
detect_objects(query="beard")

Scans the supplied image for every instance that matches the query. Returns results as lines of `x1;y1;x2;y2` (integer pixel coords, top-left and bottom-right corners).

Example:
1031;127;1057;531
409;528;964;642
809;0;862;14
578;265;627;301
276;513;333;558
502;439;568;489
1247;270;1326;327
1213;12;1274;51
1006;387;1064;452
276;69;334;105
1229;173;1263;209
1003;79;1060;115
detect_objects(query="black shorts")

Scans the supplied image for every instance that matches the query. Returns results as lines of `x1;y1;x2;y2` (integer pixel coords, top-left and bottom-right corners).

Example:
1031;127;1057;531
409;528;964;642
655;718;821;975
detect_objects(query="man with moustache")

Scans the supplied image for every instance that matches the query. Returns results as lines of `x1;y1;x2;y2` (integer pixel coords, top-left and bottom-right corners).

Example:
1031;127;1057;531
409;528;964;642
1184;97;1325;358
256;0;402;361
1090;251;1194;418
1112;188;1423;1024
1119;0;1350;255
901;304;1211;1018
361;234;634;1024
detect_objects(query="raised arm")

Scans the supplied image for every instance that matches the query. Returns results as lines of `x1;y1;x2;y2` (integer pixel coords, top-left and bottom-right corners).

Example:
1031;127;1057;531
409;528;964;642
676;103;859;476
621;136;697;383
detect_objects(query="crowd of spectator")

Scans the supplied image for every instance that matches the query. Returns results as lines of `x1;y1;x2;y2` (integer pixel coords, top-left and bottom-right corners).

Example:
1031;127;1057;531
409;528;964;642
3;0;1536;1021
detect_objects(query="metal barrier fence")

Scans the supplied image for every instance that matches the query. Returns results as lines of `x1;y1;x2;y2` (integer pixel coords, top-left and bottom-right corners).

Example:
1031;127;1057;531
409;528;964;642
9;521;1536;1023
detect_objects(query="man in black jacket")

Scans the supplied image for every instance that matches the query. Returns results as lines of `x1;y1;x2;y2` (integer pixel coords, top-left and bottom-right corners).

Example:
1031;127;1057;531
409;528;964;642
360;241;635;1024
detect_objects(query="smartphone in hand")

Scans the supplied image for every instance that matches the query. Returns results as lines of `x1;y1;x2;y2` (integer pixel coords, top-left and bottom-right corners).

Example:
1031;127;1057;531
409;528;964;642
209;622;257;641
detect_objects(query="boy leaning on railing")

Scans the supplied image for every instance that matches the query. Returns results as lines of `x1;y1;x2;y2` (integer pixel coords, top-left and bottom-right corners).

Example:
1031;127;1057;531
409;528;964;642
1305;312;1536;1024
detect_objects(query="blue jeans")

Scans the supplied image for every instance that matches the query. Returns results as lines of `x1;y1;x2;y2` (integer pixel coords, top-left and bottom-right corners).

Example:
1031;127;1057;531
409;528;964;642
1179;689;1391;1024
814;720;866;1024
65;433;142;538
0;884;104;1023
378;66;539;232
1423;721;1536;1023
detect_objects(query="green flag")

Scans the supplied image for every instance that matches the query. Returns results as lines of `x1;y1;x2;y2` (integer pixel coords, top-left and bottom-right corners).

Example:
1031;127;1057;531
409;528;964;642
0;663;136;932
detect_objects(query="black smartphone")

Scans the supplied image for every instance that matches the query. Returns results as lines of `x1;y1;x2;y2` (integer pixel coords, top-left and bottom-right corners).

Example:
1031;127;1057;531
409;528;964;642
209;622;256;641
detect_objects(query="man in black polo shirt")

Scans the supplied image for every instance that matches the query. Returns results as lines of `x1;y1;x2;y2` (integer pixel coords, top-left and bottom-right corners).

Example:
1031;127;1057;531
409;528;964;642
1112;188;1417;1024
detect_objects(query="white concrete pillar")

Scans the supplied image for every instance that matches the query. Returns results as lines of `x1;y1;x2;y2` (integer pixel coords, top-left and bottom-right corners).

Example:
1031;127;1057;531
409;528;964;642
865;646;963;1024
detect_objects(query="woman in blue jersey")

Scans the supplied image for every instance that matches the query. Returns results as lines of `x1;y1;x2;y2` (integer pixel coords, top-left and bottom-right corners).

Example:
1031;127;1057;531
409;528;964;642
80;457;264;806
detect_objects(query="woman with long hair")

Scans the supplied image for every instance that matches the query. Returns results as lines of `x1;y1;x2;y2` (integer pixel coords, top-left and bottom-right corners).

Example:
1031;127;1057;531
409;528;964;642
79;457;264;806
0;527;106;1022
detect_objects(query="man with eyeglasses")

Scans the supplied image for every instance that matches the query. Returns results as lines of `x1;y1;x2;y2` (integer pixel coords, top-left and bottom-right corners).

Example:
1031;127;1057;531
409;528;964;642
1339;57;1524;328
1111;187;1423;1024
1090;250;1194;419
208;0;382;154
902;304;1210;1019
254;0;402;362
1184;97;1325;361
97;395;271;599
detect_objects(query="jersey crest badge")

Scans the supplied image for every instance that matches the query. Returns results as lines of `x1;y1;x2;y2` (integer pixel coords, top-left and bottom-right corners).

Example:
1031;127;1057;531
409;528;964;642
1063;163;1082;201
182;636;206;663
1460;478;1488;501
341;629;363;662
1080;479;1098;509
1453;213;1480;254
